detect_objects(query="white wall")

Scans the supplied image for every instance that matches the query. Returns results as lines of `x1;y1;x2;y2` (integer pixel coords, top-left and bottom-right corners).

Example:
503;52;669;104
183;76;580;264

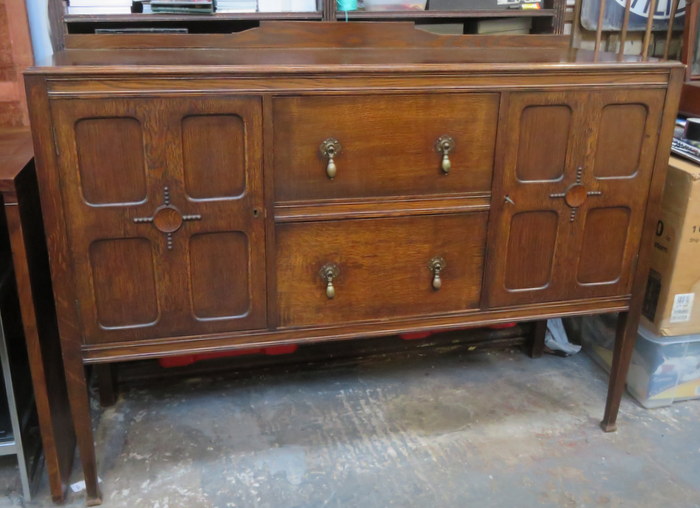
25;0;53;62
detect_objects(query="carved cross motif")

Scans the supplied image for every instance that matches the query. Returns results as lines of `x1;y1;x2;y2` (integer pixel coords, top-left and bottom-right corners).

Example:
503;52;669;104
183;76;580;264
133;186;202;250
549;167;603;222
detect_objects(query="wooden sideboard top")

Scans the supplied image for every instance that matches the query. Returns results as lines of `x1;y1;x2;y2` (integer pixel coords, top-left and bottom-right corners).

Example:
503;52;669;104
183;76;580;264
0;128;33;192
27;22;683;75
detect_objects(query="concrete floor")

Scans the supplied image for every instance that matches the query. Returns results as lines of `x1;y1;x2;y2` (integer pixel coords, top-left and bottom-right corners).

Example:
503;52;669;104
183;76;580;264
0;346;698;507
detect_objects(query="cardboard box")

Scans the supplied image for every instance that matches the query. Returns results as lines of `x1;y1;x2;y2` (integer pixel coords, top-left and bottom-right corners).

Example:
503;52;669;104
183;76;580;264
582;315;700;408
642;156;700;336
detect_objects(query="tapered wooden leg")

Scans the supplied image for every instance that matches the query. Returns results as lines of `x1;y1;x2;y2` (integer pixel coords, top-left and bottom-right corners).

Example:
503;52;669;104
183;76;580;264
601;311;638;432
63;357;102;505
5;199;75;502
528;320;547;358
96;364;118;407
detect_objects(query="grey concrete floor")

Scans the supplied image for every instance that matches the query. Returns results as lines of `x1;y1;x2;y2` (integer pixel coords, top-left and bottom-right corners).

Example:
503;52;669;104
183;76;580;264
0;347;698;507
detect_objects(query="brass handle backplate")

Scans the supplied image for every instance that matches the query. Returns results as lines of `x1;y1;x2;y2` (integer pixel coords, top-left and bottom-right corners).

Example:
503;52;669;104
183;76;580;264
320;138;342;180
319;263;340;299
428;256;446;290
435;135;454;175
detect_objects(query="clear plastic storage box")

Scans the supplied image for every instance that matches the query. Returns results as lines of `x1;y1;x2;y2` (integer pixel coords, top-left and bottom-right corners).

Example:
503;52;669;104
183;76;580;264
582;315;700;408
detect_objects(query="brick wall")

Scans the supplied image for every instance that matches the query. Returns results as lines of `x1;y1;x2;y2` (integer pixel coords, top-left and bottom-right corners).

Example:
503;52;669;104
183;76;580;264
0;1;33;127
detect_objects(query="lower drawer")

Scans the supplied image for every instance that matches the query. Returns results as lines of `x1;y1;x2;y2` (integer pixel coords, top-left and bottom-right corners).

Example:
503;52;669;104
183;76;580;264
275;214;487;327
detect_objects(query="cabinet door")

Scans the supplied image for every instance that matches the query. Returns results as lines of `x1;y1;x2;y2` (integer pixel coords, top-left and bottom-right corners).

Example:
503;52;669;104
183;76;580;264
50;96;266;343
486;89;665;308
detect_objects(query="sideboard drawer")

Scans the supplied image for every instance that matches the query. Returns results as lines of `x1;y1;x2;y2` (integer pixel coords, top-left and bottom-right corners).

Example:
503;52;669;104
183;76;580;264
276;213;487;327
273;94;499;202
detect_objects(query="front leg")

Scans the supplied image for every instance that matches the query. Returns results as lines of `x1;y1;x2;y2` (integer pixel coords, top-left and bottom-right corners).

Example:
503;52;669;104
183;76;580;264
63;353;102;505
600;311;638;432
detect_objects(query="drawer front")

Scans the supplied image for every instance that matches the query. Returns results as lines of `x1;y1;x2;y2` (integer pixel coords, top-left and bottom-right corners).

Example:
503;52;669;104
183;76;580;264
276;214;487;327
273;94;499;202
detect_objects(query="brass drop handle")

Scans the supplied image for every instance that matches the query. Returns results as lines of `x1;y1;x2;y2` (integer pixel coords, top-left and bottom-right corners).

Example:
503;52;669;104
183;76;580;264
319;263;340;299
428;257;446;291
435;135;455;175
320;138;342;180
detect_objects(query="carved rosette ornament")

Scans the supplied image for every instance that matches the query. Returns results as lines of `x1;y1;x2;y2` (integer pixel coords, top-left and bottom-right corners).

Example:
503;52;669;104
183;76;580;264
548;167;603;222
133;186;202;249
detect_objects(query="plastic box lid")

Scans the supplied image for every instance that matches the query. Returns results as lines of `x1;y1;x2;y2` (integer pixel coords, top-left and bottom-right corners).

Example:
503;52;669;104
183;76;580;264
638;324;700;346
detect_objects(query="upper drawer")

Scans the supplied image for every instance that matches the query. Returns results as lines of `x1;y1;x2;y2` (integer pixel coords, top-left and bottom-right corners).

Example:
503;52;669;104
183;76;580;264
273;93;499;202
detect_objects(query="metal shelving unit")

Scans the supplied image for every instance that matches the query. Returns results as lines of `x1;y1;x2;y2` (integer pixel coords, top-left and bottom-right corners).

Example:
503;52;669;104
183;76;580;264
0;266;41;500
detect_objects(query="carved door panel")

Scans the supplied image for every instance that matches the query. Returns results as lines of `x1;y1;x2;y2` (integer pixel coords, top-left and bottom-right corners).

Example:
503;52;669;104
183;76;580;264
486;89;665;308
486;91;586;307
50;96;266;343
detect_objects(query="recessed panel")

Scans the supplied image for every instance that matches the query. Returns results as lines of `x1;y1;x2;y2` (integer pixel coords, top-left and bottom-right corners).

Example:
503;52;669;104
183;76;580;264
594;104;647;178
90;238;158;328
516;105;571;182
505;211;558;290
183;115;246;199
75;117;146;205
189;232;250;319
578;207;631;284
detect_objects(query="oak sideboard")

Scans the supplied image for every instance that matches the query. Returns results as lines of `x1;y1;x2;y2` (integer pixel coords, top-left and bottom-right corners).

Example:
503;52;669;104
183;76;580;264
25;22;683;505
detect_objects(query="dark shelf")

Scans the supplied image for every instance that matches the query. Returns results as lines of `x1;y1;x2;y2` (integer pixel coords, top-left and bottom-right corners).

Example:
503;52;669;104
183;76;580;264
336;9;556;20
64;11;323;24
